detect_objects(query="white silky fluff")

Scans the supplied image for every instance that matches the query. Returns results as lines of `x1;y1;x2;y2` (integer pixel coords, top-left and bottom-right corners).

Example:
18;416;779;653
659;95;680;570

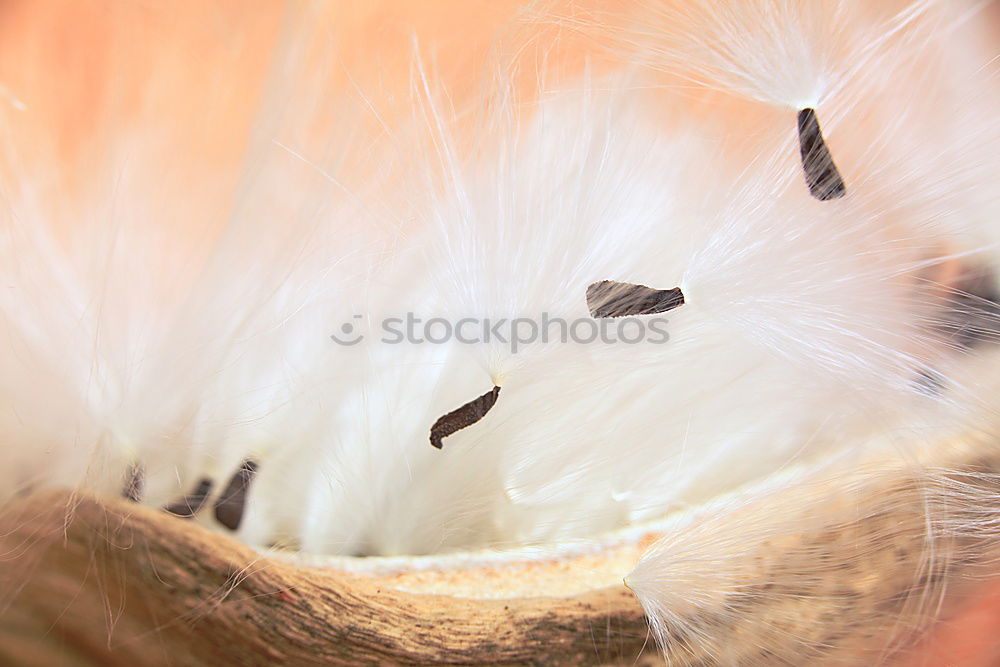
555;0;1000;659
0;0;998;650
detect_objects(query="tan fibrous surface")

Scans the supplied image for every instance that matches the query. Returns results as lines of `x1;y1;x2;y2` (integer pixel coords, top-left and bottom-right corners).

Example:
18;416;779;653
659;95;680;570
0;492;655;666
2;449;1000;665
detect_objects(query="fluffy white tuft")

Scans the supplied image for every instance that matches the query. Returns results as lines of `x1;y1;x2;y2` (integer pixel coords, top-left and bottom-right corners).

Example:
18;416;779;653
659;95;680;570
0;0;998;660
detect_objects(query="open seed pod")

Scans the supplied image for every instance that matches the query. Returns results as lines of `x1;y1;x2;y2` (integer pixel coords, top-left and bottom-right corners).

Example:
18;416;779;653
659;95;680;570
1;1;999;665
3;436;1000;665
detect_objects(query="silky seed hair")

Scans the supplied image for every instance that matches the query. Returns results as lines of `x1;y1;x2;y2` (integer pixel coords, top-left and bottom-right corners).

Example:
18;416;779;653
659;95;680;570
0;0;995;551
0;1;997;662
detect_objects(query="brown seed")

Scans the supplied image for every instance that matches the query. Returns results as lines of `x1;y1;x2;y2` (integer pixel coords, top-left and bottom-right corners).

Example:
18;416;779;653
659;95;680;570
214;460;258;530
586;280;685;318
939;268;1000;348
121;462;143;502
797;108;846;201
430;386;501;449
163;478;214;518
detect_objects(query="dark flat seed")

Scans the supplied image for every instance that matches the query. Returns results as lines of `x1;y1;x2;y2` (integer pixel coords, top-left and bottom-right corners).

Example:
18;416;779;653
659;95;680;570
914;367;946;396
163;478;214;518
913;269;1000;393
214;460;258;530
940;270;1000;349
586;280;685;318
430;386;501;449
797;108;846;201
121;463;143;502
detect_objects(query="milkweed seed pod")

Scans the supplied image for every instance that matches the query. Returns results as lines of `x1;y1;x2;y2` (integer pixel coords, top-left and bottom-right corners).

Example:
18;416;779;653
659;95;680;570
0;1;998;665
